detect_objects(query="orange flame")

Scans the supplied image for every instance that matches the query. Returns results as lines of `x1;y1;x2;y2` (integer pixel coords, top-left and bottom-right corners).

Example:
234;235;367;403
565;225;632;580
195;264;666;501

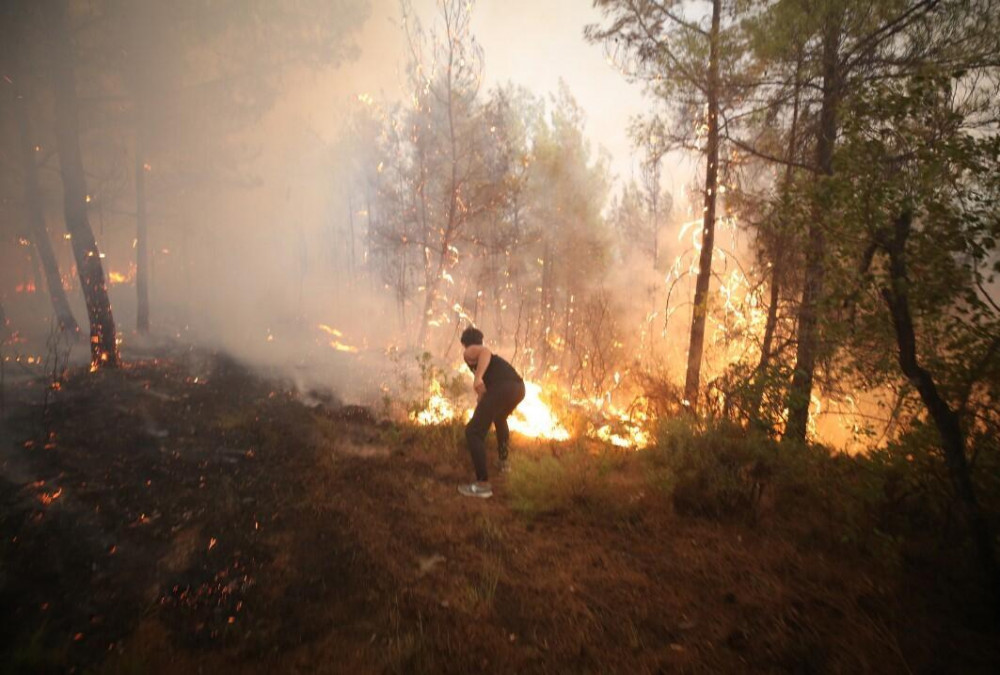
410;378;571;441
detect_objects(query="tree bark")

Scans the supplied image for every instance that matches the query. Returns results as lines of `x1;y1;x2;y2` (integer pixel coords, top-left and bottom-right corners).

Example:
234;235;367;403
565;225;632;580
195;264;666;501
47;0;119;368
785;18;840;443
11;76;80;335
749;256;782;421
539;241;554;370
751;52;803;423
135;108;150;333
682;0;722;410
881;208;999;616
416;21;462;350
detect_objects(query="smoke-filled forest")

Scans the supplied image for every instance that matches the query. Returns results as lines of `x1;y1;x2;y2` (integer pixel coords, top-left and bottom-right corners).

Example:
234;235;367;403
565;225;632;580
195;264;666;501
1;0;999;672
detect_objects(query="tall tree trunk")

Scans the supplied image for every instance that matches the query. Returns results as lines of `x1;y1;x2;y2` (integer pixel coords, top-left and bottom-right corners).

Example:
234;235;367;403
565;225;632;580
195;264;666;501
135;109;150;333
47;0;119;368
881;208;999;616
416;31;461;350
785;18;840;443
0;301;7;415
347;189;357;279
751;52;804;423
539;241;554;370
682;0;722;410
749;256;782;420
11;78;80;334
417;253;445;350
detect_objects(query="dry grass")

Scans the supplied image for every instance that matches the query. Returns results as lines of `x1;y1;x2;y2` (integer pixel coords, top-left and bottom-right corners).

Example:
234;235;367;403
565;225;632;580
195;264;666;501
3;355;997;674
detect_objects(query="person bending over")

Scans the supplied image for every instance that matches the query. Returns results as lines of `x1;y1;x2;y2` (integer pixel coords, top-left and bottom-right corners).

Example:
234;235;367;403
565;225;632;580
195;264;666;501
457;327;525;499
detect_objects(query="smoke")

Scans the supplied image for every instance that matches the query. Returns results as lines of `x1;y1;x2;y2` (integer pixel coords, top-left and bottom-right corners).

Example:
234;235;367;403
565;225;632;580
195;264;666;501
1;0;704;415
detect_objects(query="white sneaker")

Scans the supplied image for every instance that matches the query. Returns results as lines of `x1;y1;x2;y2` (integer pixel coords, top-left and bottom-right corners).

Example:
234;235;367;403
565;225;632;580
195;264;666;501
458;483;493;499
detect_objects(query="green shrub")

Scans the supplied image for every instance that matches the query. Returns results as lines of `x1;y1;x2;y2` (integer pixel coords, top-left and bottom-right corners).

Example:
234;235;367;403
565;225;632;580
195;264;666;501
507;443;633;521
865;420;1000;543
643;418;896;558
644;418;776;522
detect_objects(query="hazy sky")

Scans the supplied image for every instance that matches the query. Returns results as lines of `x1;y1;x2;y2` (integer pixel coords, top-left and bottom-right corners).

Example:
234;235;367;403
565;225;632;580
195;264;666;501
470;0;648;183
303;0;669;190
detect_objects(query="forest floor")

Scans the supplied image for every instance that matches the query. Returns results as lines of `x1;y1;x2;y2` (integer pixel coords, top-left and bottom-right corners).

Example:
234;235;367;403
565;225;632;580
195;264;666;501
1;346;998;674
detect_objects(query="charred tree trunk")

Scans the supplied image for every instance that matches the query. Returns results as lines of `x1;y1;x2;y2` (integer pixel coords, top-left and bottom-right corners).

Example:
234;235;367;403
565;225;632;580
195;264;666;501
47;0;119;368
12;78;80;334
135;109;150;333
785;19;840;443
881;207;999;616
682;0;722;411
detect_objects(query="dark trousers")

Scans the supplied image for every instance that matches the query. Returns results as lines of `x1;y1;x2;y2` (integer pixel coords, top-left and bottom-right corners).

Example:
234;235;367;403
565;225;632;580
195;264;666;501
465;379;525;481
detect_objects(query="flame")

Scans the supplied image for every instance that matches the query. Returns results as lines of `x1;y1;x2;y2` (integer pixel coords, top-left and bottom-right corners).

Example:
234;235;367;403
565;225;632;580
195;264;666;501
411;378;570;441
106;263;137;285
411;378;460;425
571;392;652;449
593;409;652;449
507;381;570;440
317;324;344;337
408;376;654;447
317;324;358;352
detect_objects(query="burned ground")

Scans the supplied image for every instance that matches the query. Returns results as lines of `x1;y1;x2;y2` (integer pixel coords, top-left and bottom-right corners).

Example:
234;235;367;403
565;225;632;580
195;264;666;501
1;350;997;673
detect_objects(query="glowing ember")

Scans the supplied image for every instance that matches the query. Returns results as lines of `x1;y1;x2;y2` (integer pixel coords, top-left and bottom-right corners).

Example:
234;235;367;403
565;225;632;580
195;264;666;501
38;487;63;506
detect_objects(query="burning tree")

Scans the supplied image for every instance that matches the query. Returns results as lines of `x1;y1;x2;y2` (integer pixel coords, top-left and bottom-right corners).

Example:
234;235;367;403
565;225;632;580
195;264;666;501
588;0;743;412
3;56;80;336
45;0;119;367
731;0;974;443
338;2;621;399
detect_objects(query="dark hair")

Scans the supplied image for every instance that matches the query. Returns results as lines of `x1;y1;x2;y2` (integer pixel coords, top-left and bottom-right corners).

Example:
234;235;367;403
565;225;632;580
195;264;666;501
460;327;484;347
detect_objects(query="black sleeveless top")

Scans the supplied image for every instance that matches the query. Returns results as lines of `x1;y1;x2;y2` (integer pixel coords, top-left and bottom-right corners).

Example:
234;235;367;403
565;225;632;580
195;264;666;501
466;353;523;386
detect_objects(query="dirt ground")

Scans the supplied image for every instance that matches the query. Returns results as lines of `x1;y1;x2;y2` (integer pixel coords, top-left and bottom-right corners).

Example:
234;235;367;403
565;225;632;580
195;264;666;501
1;348;998;674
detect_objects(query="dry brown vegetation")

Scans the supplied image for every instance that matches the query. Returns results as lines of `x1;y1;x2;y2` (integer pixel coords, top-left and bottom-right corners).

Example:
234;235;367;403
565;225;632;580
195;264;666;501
1;350;997;674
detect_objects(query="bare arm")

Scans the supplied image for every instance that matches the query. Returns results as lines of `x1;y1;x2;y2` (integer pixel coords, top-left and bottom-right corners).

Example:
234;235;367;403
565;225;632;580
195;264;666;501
465;344;491;396
474;347;492;385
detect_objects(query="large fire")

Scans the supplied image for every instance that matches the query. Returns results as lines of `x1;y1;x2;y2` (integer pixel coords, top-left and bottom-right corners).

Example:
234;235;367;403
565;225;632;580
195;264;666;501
409;377;572;440
507;381;570;441
409;378;571;440
409;377;654;447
